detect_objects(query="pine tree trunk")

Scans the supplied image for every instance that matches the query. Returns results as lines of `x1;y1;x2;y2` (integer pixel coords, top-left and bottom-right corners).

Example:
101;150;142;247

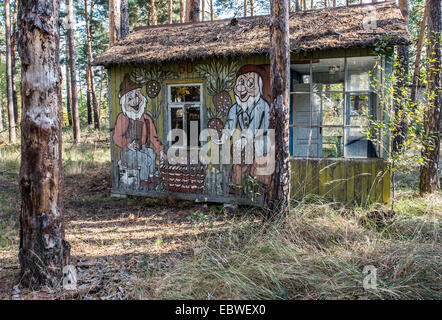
168;0;173;23
85;0;100;130
120;0;129;39
410;1;428;106
244;0;247;16
5;0;16;143
419;0;441;194
392;0;410;155
188;0;200;22
180;0;184;22
186;0;190;22
65;46;72;127
86;68;92;125
201;0;205;21
109;0;121;47
67;0;81;143
210;0;213;20
268;0;291;214
18;0;70;289
150;0;157;25
250;0;254;16
11;2;19;125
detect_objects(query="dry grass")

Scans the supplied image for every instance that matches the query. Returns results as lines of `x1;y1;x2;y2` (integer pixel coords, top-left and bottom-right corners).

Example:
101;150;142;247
138;196;440;300
0;129;440;300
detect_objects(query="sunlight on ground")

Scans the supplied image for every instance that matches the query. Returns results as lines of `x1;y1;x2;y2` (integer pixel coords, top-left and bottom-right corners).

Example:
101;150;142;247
0;130;440;299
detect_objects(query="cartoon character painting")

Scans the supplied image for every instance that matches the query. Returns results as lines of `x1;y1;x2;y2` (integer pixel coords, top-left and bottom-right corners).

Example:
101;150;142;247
113;74;164;190
224;65;272;188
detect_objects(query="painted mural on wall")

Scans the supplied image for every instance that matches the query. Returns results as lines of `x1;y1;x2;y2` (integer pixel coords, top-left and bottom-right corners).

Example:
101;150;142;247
112;59;272;200
113;73;164;190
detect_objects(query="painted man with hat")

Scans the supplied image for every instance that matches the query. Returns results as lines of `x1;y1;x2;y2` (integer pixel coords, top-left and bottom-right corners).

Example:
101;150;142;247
113;74;164;190
224;64;271;187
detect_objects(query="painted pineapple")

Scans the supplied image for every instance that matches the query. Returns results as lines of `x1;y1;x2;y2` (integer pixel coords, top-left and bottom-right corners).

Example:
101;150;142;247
132;66;177;98
196;60;238;119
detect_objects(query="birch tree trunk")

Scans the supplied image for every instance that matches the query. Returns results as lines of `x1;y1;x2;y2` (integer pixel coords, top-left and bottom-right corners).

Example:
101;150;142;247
18;0;70;289
268;0;291;214
67;0;81;143
410;1;428;106
109;0;121;47
150;0;157;25
392;0;410;155
419;0;441;194
120;0;129;39
5;0;16;143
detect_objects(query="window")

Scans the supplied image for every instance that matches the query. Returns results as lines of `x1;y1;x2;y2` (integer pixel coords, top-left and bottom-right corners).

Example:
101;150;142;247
289;56;381;158
167;84;203;148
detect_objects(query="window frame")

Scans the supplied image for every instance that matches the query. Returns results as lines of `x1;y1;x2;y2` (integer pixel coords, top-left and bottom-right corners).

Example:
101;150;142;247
289;56;382;159
166;83;204;149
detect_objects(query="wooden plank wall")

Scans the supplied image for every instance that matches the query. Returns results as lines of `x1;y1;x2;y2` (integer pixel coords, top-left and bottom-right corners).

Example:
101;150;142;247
290;158;390;204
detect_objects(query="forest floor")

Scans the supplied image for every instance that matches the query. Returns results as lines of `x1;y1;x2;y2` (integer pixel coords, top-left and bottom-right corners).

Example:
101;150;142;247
0;128;440;300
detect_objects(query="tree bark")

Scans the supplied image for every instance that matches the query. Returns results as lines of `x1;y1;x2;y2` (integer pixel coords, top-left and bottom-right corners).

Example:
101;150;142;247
5;0;16;143
268;0;291;214
18;0;70;289
250;0;254;16
244;0;247;16
392;0;410;155
65;46;72;127
67;0;81;143
120;0;129;39
168;0;173;23
150;0;157;25
109;0;121;47
185;0;190;21
86;68;92;125
85;0;100;129
11;2;19;125
180;0;184;22
410;0;428;106
210;0;213;20
201;0;205;21
419;0;441;194
188;0;200;22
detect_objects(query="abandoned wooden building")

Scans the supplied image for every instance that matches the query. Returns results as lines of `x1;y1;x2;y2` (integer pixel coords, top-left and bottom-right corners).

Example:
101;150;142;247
94;1;410;206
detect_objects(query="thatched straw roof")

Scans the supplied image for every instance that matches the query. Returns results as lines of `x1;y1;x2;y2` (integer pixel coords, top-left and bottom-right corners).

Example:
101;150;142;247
94;1;409;67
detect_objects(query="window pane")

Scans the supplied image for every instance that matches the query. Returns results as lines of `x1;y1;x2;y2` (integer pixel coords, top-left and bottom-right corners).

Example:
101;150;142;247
346;56;379;91
186;107;201;147
347;93;371;126
322;93;344;126
291;60;311;90
322;127;344;158
170;86;201;103
344;127;378;158
170;107;184;145
312;58;345;92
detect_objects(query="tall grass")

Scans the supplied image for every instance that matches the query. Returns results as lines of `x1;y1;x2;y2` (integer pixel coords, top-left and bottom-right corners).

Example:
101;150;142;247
140;198;441;300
